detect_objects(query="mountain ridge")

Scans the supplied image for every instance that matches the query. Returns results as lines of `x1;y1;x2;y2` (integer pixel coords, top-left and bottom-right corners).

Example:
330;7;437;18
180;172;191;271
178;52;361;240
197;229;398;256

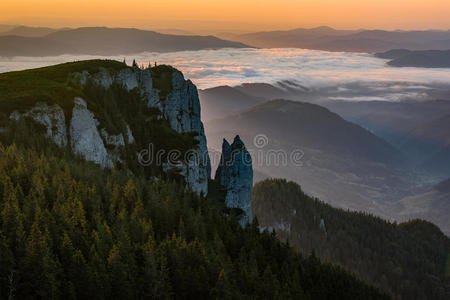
253;178;450;299
376;49;450;68
222;27;450;52
205;98;415;218
0;27;250;57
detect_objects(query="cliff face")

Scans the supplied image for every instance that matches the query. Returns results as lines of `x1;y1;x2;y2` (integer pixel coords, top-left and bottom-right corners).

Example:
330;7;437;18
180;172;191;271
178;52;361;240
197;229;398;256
69;97;115;168
9;64;211;195
82;66;212;194
157;72;211;195
215;135;253;224
10;102;67;147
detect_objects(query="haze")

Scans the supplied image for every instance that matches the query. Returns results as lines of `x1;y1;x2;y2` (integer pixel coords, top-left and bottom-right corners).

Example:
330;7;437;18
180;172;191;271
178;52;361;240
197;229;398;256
1;0;450;32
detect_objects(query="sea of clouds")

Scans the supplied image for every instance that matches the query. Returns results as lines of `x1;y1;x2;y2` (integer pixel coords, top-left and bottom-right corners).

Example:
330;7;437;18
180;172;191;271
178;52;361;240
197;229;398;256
1;48;450;101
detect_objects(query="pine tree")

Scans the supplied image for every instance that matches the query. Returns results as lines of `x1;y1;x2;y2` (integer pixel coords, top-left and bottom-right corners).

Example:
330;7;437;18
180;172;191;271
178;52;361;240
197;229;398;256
1;184;25;254
21;216;60;299
0;231;15;300
210;268;234;299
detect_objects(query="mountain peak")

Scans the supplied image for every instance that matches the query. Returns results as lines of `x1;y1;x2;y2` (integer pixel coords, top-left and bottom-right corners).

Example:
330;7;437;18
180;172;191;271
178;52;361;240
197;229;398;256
233;134;244;145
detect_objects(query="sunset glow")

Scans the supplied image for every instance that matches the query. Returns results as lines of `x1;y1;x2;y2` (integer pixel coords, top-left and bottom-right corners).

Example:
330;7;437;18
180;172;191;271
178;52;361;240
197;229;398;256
1;0;449;31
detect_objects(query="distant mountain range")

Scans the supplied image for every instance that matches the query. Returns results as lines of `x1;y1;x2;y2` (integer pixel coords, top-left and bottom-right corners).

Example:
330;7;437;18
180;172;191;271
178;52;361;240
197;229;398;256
199;82;309;121
0;25;60;37
0;24;16;33
200;84;450;181
205;99;417;218
218;26;450;52
400;114;450;177
199;85;266;121
376;49;450;68
325;100;450;180
3;25;450;56
210;99;404;165
0;26;250;57
0;25;195;37
200;83;450;234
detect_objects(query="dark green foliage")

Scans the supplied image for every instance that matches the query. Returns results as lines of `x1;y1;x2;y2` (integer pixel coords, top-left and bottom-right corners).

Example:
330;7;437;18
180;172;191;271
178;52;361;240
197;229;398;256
253;179;450;300
0;144;390;299
149;65;180;100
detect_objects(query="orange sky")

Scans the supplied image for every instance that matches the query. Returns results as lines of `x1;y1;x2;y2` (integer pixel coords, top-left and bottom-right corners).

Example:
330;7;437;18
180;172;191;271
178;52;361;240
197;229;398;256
1;0;449;32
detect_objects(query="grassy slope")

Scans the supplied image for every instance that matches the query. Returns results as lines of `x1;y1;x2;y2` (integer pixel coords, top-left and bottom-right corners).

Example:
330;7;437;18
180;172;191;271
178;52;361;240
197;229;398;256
0;60;185;115
0;60;128;116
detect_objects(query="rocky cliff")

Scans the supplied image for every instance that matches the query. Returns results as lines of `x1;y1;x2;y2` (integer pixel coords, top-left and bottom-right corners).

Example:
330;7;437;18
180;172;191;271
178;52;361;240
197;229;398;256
81;65;212;195
215;135;253;224
9;62;211;195
10;102;67;147
158;71;211;195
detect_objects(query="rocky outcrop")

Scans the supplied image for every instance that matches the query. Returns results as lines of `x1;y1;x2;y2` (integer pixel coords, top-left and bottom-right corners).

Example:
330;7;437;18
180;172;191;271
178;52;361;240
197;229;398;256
80;66;211;195
9;65;211;195
70;97;113;168
319;217;327;237
79;67;151;92
125;124;135;144
10;103;67;147
215;135;253;224
100;128;125;149
9;97;135;168
158;72;211;195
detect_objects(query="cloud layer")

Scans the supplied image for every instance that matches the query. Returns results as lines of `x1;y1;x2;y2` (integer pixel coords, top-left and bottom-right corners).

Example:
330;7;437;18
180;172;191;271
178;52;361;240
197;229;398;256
1;48;450;99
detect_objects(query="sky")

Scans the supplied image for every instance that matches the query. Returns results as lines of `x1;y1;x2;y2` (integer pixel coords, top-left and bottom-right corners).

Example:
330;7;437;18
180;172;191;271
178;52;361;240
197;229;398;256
1;0;449;32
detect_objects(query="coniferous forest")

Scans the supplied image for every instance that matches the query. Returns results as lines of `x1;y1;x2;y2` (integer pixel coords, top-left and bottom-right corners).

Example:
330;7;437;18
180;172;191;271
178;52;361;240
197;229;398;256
0;145;389;299
253;179;450;300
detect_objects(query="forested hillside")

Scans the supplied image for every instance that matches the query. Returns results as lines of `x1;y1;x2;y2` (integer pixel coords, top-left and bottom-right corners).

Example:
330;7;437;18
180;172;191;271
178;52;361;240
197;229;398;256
253;179;450;300
0;146;389;299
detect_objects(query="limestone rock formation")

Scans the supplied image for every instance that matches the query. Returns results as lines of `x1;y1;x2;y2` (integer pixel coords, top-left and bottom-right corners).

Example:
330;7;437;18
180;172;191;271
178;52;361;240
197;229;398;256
100;128;125;149
78;66;211;194
215;135;253;224
158;72;211;195
10;103;67;147
125;124;135;144
70;97;113;168
9;64;211;195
